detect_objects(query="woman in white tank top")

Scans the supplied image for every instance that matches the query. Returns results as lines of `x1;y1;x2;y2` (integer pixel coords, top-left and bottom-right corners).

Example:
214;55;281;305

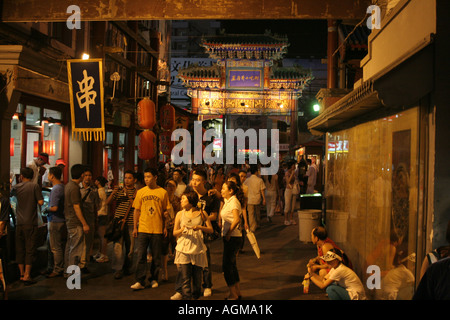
173;191;213;300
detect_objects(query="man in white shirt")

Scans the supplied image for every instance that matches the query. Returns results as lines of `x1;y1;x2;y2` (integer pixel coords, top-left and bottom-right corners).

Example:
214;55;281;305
243;165;266;232
28;152;49;188
173;169;187;197
305;158;318;194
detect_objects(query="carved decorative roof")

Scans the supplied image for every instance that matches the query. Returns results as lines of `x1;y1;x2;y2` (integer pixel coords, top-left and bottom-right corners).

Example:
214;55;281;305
201;33;289;61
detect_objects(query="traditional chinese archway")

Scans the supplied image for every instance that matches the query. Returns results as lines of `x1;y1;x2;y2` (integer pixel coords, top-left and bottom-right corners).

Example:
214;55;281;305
177;33;313;147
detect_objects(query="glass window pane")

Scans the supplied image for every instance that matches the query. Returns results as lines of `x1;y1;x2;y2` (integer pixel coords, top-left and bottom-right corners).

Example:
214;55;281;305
26;106;41;126
43;122;62;165
119;133;126;146
44;109;62;120
10;119;22;185
106;131;113;145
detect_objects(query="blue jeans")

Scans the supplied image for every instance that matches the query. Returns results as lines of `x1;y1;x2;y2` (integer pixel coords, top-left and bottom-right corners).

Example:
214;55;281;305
202;241;212;289
326;284;351;300
135;232;163;285
222;237;242;286
179;263;203;300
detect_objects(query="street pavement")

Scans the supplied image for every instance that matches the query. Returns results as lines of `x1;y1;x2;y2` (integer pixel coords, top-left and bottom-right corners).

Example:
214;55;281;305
5;212;327;301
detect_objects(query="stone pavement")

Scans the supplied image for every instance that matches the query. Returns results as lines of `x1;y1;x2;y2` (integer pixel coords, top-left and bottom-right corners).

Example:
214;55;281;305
5;213;327;301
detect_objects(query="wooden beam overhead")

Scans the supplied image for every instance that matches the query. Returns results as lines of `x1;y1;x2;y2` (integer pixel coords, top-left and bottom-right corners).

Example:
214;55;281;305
2;0;371;22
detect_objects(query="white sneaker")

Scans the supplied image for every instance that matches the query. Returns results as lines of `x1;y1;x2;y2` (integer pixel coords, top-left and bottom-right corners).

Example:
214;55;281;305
284;220;291;226
151;280;159;288
170;292;182;300
130;282;145;290
203;288;212;297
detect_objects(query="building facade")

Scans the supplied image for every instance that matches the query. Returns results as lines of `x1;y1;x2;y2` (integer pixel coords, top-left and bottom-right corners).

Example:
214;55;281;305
308;0;450;298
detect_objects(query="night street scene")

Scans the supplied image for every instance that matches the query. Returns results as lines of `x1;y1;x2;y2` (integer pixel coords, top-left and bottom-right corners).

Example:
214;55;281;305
0;0;449;314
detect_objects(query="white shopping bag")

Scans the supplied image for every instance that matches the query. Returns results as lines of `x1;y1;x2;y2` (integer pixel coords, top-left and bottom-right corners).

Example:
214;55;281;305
246;230;260;259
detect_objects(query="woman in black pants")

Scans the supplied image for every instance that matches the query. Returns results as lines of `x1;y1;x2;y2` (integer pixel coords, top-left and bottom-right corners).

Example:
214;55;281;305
219;180;245;300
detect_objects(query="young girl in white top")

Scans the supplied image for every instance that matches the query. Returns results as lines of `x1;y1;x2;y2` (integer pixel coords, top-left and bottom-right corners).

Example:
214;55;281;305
173;191;213;300
305;248;366;300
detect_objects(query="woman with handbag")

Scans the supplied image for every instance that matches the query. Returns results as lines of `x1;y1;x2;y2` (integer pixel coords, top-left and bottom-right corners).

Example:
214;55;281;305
173;191;213;300
219;180;245;300
283;161;300;226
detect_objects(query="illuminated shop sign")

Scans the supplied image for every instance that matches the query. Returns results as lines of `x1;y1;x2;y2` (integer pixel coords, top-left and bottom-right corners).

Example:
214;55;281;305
228;69;262;89
328;141;349;153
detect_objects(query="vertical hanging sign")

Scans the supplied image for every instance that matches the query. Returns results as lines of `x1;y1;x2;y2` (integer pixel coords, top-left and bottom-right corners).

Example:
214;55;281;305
67;59;105;141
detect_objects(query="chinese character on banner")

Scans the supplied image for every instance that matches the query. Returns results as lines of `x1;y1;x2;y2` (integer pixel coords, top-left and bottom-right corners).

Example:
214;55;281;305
67;59;105;141
173;115;189;131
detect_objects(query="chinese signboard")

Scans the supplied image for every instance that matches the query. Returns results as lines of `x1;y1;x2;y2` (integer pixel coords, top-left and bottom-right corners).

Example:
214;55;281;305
227;69;262;89
67;59;105;141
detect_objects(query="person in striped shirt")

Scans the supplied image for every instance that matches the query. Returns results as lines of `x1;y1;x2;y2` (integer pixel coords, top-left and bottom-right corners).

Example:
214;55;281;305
106;170;137;279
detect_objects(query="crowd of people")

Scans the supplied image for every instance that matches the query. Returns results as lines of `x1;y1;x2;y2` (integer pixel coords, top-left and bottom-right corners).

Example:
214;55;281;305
0;152;321;300
3;152;445;300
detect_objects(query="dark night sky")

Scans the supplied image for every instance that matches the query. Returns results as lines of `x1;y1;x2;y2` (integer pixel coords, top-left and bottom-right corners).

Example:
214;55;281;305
220;20;328;59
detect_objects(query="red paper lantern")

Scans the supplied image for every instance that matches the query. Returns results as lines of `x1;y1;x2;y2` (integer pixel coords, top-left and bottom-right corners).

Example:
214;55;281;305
138;130;156;160
160;104;175;131
137;98;156;129
33;141;39;157
10;138;14;156
43;140;56;156
159;131;175;156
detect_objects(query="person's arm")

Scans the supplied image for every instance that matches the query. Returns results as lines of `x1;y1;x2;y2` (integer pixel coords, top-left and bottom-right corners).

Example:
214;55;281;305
35;184;44;206
225;208;240;241
133;208;140;237
306;270;334;290
261;183;266;206
194;210;213;234
106;186;119;205
73;203;89;234
172;211;185;237
242;198;249;231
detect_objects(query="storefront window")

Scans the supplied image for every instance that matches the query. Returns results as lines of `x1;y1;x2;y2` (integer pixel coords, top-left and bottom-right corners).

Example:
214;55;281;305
10;117;22;184
25;105;41;126
43;122;62;165
44;109;62;120
325;107;419;300
103;129;129;189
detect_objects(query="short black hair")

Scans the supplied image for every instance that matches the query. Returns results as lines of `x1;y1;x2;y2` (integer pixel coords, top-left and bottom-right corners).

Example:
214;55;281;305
21;167;34;180
71;164;85;180
312;226;328;240
250;164;258;174
95;176;108;187
193;169;207;181
182;190;199;208
144;167;158;177
124;170;136;178
83;166;93;174
173;168;183;175
49;166;62;180
135;172;144;184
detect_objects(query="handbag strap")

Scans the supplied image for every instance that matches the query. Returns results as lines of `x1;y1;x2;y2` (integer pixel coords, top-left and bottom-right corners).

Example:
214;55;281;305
120;189;137;230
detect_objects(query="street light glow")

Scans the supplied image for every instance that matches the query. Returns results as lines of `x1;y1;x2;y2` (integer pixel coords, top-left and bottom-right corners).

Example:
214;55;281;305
313;104;320;112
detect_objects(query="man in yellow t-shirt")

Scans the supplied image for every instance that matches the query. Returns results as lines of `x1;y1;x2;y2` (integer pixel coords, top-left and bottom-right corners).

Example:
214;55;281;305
130;168;169;290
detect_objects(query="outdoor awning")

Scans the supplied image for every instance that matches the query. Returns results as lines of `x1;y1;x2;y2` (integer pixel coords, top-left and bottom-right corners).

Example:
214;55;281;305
307;80;383;134
308;43;434;135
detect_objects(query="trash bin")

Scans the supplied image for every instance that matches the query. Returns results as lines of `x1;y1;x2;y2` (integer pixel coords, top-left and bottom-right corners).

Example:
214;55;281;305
299;193;322;210
325;210;349;243
298;210;322;243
